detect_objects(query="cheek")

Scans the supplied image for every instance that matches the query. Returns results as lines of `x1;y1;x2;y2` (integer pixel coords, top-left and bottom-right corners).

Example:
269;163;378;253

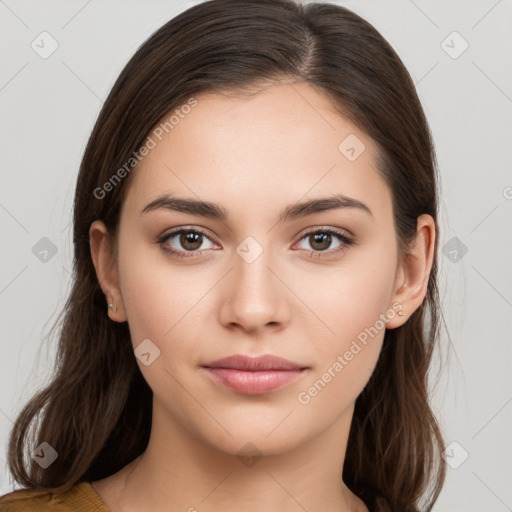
298;239;396;332
117;248;209;406
117;237;169;336
295;298;387;416
295;244;397;401
117;239;215;366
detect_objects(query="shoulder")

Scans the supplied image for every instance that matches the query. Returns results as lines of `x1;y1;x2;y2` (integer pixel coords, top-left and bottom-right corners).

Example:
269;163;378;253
0;482;109;511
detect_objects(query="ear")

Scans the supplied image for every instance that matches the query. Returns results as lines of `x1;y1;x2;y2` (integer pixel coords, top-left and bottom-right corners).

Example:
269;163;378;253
386;214;436;329
89;220;127;322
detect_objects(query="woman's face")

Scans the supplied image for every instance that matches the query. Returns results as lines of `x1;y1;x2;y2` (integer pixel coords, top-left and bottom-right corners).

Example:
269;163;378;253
105;82;407;456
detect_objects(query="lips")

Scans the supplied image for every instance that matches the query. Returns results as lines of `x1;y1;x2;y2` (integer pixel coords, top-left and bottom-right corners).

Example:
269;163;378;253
202;354;307;371
201;355;309;395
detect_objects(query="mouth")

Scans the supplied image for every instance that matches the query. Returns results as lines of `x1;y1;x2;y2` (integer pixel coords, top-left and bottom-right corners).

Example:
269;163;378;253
201;354;309;395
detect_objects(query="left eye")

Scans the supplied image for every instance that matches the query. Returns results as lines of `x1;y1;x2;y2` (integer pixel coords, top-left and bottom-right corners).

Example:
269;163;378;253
295;228;353;254
157;227;354;259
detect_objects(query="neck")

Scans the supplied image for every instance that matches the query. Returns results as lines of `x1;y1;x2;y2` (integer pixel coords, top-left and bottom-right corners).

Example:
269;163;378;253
95;398;367;512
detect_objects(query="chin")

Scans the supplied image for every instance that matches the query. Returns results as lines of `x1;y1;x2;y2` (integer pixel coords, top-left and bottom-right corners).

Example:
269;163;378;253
194;417;310;459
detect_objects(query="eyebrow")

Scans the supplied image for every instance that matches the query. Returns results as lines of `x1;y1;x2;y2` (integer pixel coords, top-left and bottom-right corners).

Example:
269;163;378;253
140;193;373;222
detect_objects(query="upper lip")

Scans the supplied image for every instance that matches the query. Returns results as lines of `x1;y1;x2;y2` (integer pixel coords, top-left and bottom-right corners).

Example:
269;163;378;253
202;355;307;371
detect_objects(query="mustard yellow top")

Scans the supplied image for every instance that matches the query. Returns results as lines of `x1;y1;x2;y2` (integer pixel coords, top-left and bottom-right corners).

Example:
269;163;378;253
0;482;109;511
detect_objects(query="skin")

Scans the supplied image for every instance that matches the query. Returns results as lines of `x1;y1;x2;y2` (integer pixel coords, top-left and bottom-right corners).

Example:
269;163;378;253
89;81;435;512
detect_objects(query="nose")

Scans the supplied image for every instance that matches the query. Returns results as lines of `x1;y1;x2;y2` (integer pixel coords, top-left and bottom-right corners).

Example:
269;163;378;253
218;241;289;334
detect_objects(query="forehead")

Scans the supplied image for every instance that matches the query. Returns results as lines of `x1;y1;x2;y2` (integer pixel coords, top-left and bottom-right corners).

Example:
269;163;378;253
122;82;391;222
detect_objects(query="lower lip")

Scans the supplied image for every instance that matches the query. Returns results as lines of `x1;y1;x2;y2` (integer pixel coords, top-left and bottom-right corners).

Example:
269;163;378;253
202;367;306;395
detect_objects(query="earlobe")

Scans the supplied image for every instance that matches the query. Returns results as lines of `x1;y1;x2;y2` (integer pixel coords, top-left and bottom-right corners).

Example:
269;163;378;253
386;214;436;329
106;288;126;322
89;220;127;322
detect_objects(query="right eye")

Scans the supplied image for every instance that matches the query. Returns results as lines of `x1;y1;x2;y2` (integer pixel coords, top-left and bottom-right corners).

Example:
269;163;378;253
157;227;217;258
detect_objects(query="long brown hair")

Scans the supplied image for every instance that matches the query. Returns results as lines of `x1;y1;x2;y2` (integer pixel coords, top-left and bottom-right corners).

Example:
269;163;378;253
5;1;446;510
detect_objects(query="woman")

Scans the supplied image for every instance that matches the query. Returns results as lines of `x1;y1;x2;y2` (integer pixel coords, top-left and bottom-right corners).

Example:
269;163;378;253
0;0;446;510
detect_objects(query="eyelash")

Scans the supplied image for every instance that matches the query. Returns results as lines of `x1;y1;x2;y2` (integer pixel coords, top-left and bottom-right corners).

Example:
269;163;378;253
156;226;355;260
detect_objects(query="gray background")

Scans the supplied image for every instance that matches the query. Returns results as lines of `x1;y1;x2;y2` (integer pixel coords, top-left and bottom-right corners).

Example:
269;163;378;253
1;0;511;510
